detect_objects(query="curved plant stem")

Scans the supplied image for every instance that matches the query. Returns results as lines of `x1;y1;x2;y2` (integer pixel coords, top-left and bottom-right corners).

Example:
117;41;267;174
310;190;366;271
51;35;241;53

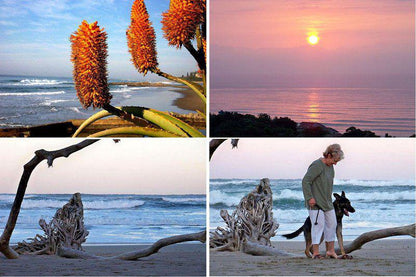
184;41;205;71
87;126;180;137
153;69;206;104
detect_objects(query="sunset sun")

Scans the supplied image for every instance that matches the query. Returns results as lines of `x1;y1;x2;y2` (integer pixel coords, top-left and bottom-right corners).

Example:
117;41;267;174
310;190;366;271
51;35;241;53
307;35;319;45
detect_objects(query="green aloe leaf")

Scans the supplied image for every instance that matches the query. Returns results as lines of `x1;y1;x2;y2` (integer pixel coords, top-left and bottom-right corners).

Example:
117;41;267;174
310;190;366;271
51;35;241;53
87;126;180;137
122;106;204;137
72;106;204;137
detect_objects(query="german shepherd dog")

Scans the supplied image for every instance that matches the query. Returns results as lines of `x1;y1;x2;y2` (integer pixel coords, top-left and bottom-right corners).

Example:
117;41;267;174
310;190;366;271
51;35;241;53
282;191;355;258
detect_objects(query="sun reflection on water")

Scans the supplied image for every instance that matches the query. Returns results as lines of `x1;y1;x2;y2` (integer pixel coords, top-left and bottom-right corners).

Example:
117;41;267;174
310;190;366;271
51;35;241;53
307;91;320;122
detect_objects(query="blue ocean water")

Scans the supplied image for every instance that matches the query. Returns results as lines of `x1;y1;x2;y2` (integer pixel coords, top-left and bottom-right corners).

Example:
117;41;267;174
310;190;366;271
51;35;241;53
210;179;415;241
0;194;206;244
0;75;191;128
211;87;415;136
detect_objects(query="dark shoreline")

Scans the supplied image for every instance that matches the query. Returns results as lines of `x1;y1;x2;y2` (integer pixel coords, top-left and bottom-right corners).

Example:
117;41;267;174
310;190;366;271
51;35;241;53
210;111;415;137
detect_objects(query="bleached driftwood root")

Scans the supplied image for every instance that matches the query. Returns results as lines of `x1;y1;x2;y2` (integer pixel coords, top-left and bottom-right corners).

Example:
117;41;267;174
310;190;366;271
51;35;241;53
57;230;206;260
0;139;98;259
241;241;300;257
13;193;89;255
210;178;280;252
334;223;415;255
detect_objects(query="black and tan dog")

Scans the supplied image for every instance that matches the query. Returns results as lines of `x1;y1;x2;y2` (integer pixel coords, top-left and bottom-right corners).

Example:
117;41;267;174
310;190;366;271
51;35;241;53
282;191;355;258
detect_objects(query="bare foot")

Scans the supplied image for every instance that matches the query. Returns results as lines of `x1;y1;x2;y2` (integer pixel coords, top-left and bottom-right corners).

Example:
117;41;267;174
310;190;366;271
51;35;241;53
325;252;338;259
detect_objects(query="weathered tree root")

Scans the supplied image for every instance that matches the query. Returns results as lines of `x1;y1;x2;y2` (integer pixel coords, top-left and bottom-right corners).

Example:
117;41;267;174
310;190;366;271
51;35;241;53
57;230;206;260
0;139;98;259
13;193;88;255
210;178;279;252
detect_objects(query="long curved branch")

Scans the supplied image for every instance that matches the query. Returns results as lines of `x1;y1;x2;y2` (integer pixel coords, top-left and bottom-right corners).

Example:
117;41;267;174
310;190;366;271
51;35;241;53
209;139;227;160
153;69;206;104
209;139;239;160
0;139;99;259
57;231;206;260
336;223;415;255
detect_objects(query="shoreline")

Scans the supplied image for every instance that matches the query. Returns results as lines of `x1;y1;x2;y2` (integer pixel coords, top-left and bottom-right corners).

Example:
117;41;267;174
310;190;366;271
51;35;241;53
173;87;205;112
0;243;206;276
0;84;205;136
210;111;415;137
210;239;415;276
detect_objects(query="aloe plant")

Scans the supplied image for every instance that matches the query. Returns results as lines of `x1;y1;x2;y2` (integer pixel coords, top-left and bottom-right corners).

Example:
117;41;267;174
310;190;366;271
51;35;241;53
70;0;206;137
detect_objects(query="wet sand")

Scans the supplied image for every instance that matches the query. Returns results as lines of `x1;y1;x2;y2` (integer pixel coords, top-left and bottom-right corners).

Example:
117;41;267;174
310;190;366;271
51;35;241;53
210;239;415;276
173;87;205;113
0;243;205;276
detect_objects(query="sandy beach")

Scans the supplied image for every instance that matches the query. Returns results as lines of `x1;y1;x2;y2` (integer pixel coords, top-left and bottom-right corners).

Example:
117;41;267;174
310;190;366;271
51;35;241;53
210;239;415;276
0;243;205;276
173;87;205;113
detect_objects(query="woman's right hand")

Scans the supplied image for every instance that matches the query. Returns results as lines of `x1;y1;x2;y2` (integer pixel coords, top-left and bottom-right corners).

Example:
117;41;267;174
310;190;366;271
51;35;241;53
308;198;316;207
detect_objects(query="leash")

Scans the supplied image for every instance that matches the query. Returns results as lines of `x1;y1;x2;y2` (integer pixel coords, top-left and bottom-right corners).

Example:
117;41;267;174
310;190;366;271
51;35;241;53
314;204;322;225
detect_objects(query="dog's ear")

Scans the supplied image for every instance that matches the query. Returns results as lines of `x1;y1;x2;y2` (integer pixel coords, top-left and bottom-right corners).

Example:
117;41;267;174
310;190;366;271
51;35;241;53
341;191;345;197
333;193;341;200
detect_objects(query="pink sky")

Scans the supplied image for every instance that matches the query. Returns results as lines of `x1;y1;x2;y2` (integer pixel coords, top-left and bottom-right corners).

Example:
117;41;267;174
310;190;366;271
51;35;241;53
0;139;206;194
210;0;414;88
210;139;415;180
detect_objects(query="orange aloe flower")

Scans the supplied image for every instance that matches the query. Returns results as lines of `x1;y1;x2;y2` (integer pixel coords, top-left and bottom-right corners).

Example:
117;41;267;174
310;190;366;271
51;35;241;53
162;0;206;48
127;0;158;75
70;20;111;109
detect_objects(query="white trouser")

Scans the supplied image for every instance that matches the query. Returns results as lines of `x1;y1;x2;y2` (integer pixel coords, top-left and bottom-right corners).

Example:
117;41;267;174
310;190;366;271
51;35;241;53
308;208;336;244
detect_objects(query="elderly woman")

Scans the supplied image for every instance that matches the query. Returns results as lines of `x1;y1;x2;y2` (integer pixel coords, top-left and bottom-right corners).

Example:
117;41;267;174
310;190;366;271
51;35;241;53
302;144;344;259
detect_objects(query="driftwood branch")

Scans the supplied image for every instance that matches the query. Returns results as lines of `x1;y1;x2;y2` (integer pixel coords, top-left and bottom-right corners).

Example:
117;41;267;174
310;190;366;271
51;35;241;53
209;139;239;160
241;241;300;257
335;223;415;255
0;139;98;259
209;139;226;160
57;230;206;260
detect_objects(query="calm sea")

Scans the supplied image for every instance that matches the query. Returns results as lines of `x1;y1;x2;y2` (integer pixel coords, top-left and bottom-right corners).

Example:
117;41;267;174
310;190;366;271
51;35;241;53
0;75;190;128
211;87;415;136
210;179;415;241
0;194;205;244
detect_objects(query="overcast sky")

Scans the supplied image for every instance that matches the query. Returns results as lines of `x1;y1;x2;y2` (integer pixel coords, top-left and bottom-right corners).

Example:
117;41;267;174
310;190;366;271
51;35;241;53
0;139;206;194
0;0;196;81
210;139;415;181
210;0;415;89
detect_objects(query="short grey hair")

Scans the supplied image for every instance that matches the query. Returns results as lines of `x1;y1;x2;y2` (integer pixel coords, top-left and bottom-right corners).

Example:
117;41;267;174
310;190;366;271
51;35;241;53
323;144;344;161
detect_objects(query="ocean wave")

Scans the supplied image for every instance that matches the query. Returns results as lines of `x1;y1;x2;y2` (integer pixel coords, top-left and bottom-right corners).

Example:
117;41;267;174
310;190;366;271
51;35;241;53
0;91;66;96
0;195;15;202
17;79;67;86
69;107;88;115
110;86;150;93
20;199;145;209
209;190;243;206
210;179;257;186
275;189;304;200
347;191;415;201
162;197;205;203
210;188;414;206
41;99;71;106
334;179;414;187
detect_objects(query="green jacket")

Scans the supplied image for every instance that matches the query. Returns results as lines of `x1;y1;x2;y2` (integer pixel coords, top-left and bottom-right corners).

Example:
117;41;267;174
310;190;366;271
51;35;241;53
302;159;334;211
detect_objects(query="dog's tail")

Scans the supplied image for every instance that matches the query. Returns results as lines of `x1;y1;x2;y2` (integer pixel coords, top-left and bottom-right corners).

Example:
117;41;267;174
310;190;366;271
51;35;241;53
282;225;304;239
